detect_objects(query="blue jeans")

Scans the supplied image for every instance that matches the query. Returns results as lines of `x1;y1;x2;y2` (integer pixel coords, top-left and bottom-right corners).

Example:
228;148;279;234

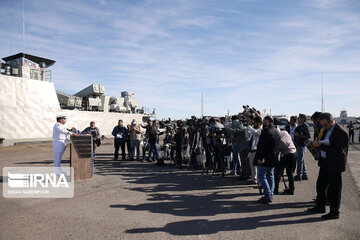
296;146;307;177
257;166;274;199
148;143;160;161
231;145;241;174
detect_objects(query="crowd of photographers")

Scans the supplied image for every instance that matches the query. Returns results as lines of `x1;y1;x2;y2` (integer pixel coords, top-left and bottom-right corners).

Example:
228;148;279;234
108;105;349;220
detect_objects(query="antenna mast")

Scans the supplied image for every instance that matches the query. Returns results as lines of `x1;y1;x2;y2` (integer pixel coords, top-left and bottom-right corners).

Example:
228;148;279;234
321;72;324;112
22;0;25;55
10;0;14;54
201;92;203;118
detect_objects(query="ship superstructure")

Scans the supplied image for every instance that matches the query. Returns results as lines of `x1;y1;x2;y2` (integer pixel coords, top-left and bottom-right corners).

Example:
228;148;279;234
0;53;154;145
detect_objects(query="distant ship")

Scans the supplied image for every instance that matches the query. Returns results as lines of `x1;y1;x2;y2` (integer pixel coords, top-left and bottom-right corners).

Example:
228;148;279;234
0;53;155;145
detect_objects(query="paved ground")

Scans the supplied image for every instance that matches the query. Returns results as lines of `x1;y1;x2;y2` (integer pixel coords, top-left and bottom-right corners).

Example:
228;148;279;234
1;138;360;240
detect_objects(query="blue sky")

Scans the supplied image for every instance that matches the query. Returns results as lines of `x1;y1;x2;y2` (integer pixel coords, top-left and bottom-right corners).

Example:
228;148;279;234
1;0;359;119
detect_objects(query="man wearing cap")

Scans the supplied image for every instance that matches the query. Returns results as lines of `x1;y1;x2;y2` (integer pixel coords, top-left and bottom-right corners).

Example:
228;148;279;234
53;115;78;174
294;114;311;181
129;119;142;161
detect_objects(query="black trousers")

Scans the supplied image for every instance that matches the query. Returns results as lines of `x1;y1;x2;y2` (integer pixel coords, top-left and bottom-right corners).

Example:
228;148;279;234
317;167;342;214
126;139;131;158
213;145;221;170
205;144;213;169
349;131;354;143
114;141;126;160
175;144;182;165
240;149;250;178
274;152;296;192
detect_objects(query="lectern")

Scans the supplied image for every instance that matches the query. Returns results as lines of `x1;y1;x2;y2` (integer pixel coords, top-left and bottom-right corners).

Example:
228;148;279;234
70;135;93;180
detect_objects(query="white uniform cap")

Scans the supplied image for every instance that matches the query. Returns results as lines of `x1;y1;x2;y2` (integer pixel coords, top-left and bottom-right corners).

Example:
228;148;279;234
56;114;66;119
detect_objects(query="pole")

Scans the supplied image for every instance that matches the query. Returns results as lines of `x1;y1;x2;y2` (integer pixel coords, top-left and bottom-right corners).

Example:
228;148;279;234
22;0;25;55
321;72;324;112
201;92;203;118
10;0;14;54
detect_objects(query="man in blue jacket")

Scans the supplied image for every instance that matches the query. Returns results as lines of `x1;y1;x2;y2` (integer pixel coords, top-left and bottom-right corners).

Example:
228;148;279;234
112;120;128;161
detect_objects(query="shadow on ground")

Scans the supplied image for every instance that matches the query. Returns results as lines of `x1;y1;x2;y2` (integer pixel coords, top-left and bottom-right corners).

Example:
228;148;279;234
125;212;322;235
12;150;322;236
95;152;320;235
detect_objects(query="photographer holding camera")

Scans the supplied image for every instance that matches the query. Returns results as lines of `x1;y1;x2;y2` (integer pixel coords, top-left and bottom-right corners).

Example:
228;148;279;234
226;115;249;177
146;120;161;163
163;127;176;161
246;116;263;184
208;118;225;172
174;121;186;166
129;119;142;161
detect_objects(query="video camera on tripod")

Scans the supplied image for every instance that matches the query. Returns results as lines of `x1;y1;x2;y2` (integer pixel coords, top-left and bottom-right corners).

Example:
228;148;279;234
242;105;259;116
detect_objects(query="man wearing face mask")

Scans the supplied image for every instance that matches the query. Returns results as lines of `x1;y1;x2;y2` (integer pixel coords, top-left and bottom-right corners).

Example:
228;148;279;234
308;113;348;220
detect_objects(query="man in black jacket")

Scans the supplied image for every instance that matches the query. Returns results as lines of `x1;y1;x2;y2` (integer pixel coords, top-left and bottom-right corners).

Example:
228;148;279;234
308;113;348;220
347;121;355;143
254;115;281;204
112;120;128;161
147;120;161;163
294;114;311;181
82;121;100;166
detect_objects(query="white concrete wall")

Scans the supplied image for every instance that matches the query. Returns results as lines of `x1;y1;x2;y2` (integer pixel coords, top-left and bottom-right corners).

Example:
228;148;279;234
0;74;149;144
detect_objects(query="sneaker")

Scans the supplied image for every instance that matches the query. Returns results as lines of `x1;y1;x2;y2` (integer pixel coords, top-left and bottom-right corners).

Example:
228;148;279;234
307;206;326;213
302;175;309;180
257;197;272;204
321;212;339;220
294;175;302;181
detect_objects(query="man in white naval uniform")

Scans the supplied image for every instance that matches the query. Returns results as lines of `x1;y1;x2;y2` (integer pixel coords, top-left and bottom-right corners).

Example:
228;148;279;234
53;115;78;174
